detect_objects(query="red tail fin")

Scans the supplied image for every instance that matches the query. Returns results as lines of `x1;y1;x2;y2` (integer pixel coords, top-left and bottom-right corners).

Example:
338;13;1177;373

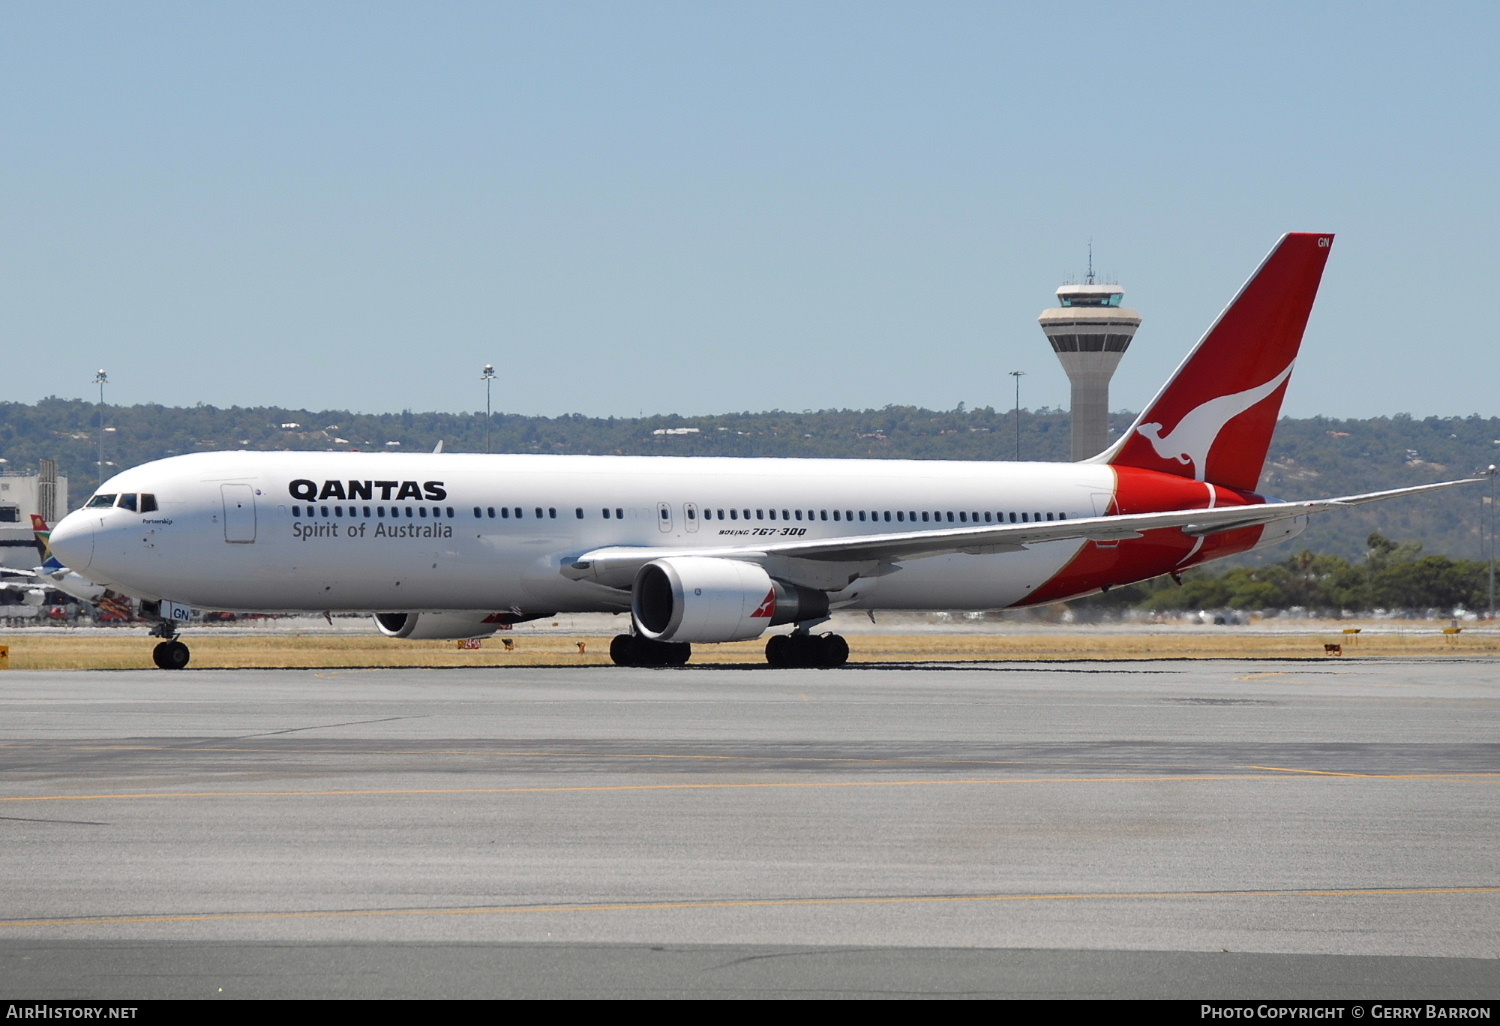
1100;233;1333;492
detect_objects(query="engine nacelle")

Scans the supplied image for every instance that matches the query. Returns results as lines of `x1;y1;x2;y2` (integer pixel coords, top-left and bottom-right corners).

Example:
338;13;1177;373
632;557;829;643
373;611;503;641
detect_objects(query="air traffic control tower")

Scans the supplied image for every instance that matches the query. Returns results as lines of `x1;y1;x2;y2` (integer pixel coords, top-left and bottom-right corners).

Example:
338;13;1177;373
1038;264;1142;461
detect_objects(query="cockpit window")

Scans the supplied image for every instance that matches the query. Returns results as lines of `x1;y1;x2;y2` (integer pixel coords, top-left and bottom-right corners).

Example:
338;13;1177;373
139;494;158;513
117;494;138;512
86;494;117;508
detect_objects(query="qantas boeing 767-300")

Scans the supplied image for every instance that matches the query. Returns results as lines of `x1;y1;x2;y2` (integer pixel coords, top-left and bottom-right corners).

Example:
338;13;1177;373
47;233;1476;669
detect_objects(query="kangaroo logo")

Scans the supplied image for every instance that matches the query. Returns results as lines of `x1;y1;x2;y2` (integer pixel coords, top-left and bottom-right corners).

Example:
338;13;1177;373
1135;363;1294;480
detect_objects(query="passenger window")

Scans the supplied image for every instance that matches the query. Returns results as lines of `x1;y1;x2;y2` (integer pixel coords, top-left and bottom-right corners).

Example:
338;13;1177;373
549;508;557;519
730;509;738;520
378;507;386;518
576;508;584;519
832;510;841;521
321;506;330;517
616;508;624;519
958;512;967;523
336;506;344;517
488;508;496;518
820;510;828;521
292;506;301;517
756;510;764;520
419;507;427;518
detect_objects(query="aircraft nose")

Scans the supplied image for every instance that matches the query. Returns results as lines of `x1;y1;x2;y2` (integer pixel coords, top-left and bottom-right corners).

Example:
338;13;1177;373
48;512;95;572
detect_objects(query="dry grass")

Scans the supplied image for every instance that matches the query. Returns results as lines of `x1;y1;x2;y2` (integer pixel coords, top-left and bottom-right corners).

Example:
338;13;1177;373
0;627;1495;670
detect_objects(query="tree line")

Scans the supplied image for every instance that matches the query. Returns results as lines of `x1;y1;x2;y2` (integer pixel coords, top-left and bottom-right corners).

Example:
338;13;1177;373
1072;534;1494;616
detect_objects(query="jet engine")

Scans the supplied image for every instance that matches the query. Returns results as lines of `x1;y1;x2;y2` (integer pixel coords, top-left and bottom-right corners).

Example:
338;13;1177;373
373;611;503;641
632;556;828;644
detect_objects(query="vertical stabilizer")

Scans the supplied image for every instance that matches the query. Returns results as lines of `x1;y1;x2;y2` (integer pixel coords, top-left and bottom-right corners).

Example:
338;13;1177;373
1096;233;1333;492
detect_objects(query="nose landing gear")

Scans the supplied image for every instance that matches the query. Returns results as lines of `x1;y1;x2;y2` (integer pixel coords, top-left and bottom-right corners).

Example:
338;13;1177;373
148;622;191;670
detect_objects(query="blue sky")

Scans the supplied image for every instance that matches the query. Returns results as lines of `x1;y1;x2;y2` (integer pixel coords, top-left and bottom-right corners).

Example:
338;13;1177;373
3;1;1495;419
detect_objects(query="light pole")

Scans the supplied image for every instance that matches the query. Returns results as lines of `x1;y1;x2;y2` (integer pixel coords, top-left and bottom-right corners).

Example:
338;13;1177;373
1008;370;1025;461
93;369;108;485
1488;465;1497;619
481;364;496;454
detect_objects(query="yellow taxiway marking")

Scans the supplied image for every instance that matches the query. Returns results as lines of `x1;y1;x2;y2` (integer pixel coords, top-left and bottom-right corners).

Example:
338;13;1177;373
1250;765;1500;780
4;769;1496;805
3;886;1498;931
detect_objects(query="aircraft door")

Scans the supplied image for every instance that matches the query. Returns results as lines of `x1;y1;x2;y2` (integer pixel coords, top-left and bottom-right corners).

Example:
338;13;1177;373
222;484;257;543
684;503;699;533
656;502;673;533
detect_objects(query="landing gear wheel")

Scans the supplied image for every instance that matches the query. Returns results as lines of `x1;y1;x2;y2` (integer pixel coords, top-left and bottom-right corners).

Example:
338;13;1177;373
152;640;190;670
610;634;635;666
815;633;849;668
765;634;791;667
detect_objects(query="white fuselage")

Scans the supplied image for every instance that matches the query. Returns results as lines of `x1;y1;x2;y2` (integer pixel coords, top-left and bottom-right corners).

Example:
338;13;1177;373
50;451;1167;615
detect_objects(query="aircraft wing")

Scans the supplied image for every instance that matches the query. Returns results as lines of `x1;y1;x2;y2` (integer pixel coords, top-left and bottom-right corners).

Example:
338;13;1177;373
565;478;1479;590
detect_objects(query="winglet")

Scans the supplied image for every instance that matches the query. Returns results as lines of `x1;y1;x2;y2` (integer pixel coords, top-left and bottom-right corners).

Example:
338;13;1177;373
1097;233;1334;492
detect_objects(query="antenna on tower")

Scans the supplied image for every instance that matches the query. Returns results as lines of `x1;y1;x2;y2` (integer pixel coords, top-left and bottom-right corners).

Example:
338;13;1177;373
1086;239;1094;285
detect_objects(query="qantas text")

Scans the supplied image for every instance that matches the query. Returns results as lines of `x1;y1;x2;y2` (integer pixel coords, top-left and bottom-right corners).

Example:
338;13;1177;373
289;479;447;502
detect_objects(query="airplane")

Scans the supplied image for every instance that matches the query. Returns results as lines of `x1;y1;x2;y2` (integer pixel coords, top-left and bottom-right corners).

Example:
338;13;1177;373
46;233;1475;670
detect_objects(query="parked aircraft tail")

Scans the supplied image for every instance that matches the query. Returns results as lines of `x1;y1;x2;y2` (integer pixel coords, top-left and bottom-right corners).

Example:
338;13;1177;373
29;514;65;570
1096;232;1333;493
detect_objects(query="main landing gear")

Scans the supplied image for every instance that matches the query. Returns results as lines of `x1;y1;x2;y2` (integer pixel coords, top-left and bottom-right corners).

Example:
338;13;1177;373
609;634;692;667
607;630;850;668
765;631;849;668
149;622;190;670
